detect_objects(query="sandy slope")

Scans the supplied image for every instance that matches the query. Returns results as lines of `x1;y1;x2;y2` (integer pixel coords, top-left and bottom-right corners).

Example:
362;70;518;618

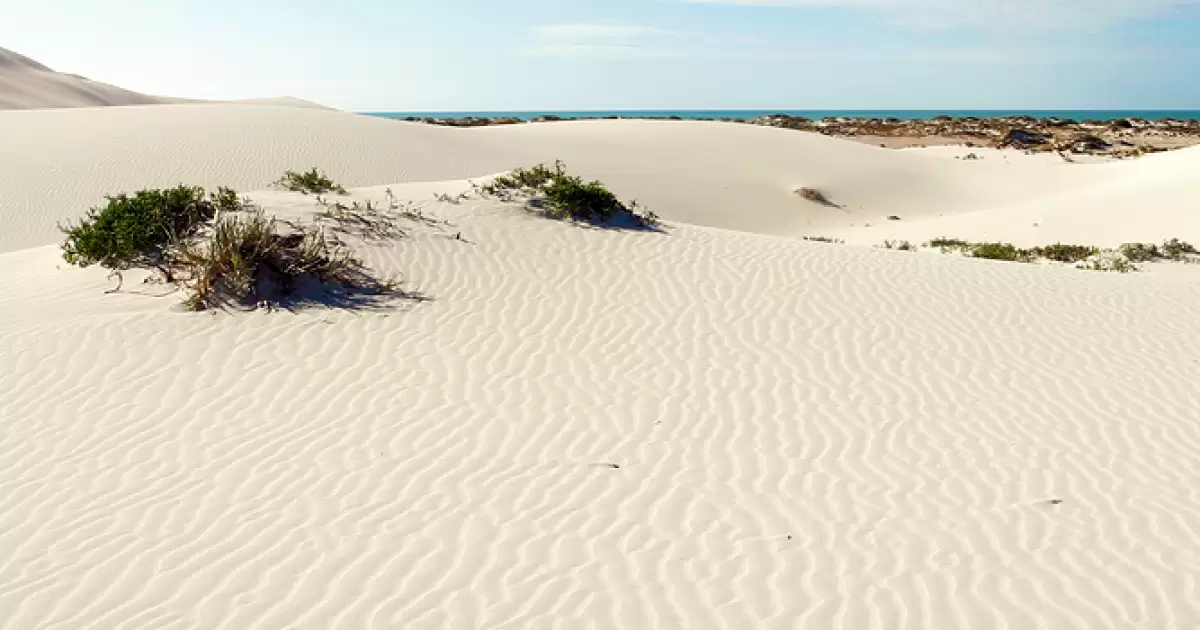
0;47;173;109
3;183;1200;629
4;104;1199;253
0;47;331;112
3;104;1200;629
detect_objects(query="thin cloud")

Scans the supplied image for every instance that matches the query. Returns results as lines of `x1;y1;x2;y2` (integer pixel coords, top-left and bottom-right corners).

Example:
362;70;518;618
528;23;687;57
674;0;1200;29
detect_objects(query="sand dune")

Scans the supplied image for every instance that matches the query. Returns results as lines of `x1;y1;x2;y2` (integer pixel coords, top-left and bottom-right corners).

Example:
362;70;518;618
0;47;332;112
0;46;174;109
3;103;1200;629
4;103;1199;253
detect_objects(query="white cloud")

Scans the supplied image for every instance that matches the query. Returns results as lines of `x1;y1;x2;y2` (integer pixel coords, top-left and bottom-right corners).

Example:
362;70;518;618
528;23;686;57
675;0;1200;29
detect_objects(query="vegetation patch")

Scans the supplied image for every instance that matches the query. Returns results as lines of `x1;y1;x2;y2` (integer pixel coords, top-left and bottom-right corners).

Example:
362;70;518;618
60;185;240;283
1028;243;1098;263
275;168;347;196
881;240;916;251
925;237;972;251
61;184;411;311
176;210;394;311
1077;251;1137;273
803;236;844;244
479;161;660;229
969;242;1035;262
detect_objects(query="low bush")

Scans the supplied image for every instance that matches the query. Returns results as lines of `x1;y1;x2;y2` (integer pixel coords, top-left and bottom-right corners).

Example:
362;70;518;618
61;185;407;311
275;168;347;195
1119;242;1161;262
881;240;916;251
1120;239;1197;262
480;161;660;228
1077;251;1137;273
925;237;971;251
60;186;239;279
1029;243;1098;263
1161;238;1198;260
177;211;382;310
970;242;1034;262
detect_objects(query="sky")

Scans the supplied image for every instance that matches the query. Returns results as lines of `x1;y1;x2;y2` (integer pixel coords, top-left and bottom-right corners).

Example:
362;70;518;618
2;0;1199;111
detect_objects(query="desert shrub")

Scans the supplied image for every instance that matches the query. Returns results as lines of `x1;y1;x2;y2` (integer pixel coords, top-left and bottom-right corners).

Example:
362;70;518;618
1029;243;1098;263
1078;251;1137;273
925;237;971;251
60;186;234;277
886;215;901;221
970;242;1034;262
480;161;659;228
275;168;347;195
1161;238;1198;260
1118;239;1197;262
881;240;916;251
177;210;379;310
315;197;405;240
803;236;844;244
1119;242;1161;262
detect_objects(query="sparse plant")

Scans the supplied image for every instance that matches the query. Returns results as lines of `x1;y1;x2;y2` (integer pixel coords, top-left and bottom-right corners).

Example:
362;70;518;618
803;236;844;244
970;242;1034;262
1160;238;1198;260
1029;243;1098;263
479;160;660;228
881;240;916;251
886;215;901;221
275;168;347;195
1078;251;1138;273
925;237;971;251
177;210;381;310
61;184;410;310
1119;242;1161;262
433;190;471;204
314;197;405;240
60;185;234;283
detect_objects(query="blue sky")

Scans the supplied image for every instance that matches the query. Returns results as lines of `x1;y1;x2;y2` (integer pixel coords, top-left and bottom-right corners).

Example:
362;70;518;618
2;0;1198;110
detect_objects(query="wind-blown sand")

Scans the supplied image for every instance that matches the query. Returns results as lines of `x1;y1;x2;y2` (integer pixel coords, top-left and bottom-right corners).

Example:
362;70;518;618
3;102;1200;630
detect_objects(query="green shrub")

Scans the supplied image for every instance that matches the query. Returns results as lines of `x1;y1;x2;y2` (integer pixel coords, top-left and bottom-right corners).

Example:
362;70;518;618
178;210;375;310
925;237;971;251
970;242;1034;262
275;168;347;195
1161;238;1198;260
1029;243;1098;263
481;161;659;228
60;186;231;276
1119;242;1161;262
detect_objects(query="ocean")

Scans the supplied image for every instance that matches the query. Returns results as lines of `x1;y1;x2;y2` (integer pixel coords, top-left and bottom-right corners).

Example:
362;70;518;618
363;109;1200;122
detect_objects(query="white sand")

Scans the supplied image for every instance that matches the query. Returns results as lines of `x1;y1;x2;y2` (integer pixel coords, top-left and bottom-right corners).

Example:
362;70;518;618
3;102;1200;630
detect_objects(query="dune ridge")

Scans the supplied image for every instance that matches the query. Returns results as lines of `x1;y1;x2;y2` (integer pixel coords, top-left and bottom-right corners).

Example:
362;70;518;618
2;104;1199;254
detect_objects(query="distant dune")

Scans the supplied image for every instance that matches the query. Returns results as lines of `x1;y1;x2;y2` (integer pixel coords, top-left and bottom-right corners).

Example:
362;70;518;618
0;46;174;109
0;46;332;110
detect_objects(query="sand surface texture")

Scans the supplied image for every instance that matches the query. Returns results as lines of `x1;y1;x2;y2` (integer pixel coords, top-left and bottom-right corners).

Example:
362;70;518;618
3;103;1200;630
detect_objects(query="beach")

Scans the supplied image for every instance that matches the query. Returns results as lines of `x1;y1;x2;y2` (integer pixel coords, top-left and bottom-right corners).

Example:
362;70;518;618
4;70;1200;629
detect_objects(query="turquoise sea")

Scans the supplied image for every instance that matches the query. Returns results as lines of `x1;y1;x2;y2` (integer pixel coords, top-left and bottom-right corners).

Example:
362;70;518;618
364;109;1200;121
